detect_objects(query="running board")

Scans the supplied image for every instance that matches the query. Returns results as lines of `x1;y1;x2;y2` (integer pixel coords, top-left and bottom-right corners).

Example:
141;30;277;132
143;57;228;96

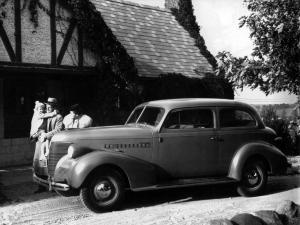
132;177;237;192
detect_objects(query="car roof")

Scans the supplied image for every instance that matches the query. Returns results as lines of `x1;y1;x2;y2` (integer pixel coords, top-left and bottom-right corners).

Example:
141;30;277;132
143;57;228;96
138;98;252;110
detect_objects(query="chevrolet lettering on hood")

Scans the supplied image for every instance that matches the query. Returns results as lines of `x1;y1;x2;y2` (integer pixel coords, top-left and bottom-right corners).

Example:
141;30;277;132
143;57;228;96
33;98;289;213
104;142;152;149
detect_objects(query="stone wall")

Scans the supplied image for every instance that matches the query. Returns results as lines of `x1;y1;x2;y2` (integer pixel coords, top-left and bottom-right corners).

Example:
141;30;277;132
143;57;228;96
0;138;35;168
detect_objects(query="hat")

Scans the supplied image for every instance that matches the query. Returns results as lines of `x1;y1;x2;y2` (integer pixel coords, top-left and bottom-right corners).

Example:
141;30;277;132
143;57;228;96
69;103;81;114
46;97;58;106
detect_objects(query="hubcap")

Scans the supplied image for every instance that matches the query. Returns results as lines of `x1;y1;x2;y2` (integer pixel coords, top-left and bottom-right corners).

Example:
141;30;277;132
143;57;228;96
94;180;112;200
246;168;260;187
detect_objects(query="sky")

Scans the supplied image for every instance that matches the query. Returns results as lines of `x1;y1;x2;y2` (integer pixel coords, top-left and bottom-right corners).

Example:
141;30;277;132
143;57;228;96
126;0;298;104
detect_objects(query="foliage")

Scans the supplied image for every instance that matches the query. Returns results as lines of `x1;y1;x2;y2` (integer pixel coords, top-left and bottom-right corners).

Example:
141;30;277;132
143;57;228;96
59;0;140;124
0;0;233;124
0;0;8;19
170;0;217;69
141;73;233;101
0;0;49;28
167;0;233;99
260;105;278;124
216;0;300;95
259;105;297;155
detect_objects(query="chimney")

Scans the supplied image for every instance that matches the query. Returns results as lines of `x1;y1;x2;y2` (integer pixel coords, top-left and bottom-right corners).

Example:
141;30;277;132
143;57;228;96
165;0;180;10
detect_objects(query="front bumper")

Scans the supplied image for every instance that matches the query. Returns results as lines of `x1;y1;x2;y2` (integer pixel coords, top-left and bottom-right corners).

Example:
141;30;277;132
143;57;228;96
33;173;70;191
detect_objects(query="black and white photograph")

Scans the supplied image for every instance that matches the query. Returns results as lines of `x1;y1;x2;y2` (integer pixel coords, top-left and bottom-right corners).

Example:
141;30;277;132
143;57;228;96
0;0;299;224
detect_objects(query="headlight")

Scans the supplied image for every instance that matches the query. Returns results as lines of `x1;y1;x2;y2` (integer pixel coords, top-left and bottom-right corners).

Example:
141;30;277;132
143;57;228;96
67;144;92;159
67;145;75;158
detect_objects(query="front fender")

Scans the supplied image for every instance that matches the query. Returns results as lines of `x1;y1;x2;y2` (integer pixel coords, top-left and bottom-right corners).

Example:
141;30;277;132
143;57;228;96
57;150;157;189
228;142;287;180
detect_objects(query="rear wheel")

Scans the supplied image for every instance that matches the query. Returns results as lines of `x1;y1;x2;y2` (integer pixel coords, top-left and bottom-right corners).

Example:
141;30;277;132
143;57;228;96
80;170;125;212
237;160;267;196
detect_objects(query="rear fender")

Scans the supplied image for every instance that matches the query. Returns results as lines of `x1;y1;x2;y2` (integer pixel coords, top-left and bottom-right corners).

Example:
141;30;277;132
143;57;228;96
67;151;157;189
228;142;287;180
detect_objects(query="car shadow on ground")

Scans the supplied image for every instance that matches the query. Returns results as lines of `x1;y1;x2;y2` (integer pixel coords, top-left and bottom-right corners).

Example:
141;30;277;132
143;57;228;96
0;181;58;206
0;174;299;210
122;175;300;211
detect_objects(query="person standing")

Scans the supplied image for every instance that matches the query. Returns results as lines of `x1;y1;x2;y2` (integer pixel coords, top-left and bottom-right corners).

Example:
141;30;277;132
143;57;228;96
63;104;92;129
33;97;63;193
38;97;63;142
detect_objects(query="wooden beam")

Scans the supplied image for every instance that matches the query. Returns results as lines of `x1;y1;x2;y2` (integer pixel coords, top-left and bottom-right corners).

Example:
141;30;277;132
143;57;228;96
0;21;16;62
78;26;83;67
50;0;57;65
15;0;22;62
57;19;77;65
0;61;97;76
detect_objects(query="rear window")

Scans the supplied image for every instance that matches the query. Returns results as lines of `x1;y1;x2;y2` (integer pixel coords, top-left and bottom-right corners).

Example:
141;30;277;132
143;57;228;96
220;108;256;128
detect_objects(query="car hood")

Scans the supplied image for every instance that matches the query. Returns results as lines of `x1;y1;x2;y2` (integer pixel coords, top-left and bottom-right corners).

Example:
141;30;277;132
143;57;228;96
51;124;154;142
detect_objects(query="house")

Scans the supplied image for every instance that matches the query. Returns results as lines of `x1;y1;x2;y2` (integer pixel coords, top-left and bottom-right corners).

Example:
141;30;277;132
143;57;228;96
0;0;231;167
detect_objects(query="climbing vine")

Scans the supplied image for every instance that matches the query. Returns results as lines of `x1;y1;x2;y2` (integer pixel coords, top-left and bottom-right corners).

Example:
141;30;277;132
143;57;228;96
61;0;140;124
170;0;218;70
0;0;49;28
0;0;233;123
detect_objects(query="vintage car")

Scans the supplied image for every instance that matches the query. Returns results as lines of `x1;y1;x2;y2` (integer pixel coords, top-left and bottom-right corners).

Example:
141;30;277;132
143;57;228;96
33;98;289;212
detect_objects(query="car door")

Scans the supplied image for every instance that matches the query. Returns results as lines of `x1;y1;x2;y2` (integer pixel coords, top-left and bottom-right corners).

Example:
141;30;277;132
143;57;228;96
157;107;220;178
216;107;260;175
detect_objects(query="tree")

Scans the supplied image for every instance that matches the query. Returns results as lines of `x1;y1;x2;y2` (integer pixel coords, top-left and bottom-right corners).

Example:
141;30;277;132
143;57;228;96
216;0;300;95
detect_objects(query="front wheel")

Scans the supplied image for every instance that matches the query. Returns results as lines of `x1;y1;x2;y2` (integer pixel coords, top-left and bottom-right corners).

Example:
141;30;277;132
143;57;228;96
80;170;125;212
237;160;267;197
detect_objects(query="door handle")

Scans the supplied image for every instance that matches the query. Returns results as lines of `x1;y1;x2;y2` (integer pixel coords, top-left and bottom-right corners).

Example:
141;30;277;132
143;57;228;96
210;136;217;141
210;136;224;142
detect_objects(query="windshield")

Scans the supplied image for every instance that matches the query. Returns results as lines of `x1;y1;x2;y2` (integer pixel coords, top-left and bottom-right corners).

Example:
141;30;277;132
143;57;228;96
126;107;144;124
126;106;165;126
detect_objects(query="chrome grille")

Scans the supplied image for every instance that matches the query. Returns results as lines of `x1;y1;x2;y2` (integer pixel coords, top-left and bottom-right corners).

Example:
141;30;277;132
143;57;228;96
48;142;71;176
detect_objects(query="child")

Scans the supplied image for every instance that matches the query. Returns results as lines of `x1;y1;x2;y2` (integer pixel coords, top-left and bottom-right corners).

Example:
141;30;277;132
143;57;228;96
30;101;57;159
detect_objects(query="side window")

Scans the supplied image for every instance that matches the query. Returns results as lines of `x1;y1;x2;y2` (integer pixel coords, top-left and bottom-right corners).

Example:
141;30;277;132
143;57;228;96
220;108;256;128
163;108;214;129
163;111;180;129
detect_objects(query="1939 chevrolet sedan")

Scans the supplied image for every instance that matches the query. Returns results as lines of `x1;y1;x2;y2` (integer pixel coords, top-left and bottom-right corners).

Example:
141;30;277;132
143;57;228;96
33;98;289;212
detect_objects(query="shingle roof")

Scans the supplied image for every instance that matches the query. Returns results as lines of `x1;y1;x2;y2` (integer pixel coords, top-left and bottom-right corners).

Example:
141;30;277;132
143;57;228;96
90;0;213;78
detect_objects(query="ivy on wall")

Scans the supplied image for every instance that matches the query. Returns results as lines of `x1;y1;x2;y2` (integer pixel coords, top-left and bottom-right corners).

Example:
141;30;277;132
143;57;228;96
141;73;233;102
169;0;218;70
0;0;8;19
0;0;233;124
0;0;140;125
153;0;233;100
0;0;47;28
59;0;141;124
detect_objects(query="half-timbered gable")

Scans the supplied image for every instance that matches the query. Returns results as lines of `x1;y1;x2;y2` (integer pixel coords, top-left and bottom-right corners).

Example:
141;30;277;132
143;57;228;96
0;0;229;167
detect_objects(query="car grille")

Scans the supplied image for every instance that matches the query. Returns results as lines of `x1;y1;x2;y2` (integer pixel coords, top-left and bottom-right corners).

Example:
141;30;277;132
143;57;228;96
48;142;71;176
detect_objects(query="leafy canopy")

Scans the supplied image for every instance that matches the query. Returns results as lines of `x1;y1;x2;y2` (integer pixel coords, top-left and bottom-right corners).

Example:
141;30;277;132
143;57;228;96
216;0;300;95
